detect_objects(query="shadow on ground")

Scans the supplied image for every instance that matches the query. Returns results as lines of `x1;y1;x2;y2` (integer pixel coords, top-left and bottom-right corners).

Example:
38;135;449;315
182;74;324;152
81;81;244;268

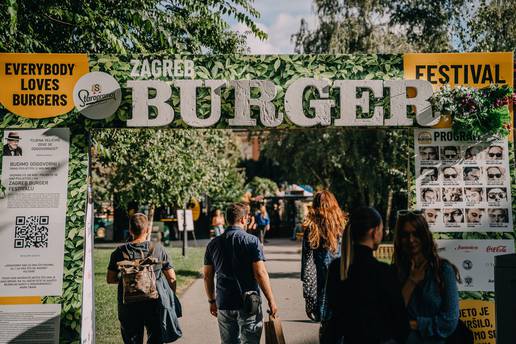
268;271;300;279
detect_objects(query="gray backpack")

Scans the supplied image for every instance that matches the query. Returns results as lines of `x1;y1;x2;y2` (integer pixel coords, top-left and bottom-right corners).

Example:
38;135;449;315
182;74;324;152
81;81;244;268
117;243;160;304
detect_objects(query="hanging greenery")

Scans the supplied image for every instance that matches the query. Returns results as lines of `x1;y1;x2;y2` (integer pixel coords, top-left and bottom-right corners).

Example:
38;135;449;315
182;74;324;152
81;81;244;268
431;85;514;138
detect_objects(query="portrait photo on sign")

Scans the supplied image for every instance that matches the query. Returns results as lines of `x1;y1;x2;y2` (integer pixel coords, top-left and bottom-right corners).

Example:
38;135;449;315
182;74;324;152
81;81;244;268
464;187;484;204
486;187;507;203
486;145;503;161
463;166;482;183
440;146;460;161
419;146;439;161
423;209;441;225
488;208;508;224
441;166;461;183
419;167;439;184
463;145;484;161
466;208;484;224
486;166;505;184
442;187;463;202
421;187;440;203
3;131;23;157
443;208;464;224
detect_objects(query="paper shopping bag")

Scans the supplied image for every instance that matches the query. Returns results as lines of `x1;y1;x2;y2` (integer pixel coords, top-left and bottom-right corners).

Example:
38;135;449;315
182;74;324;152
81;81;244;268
265;314;286;344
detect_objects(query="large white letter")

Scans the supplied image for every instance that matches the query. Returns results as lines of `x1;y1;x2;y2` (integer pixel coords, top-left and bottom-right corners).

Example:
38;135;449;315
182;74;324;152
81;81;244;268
229;80;282;127
175;80;225;127
333;80;383;126
126;80;174;127
384;80;437;126
253;80;282;127
229;81;256;126
284;78;334;127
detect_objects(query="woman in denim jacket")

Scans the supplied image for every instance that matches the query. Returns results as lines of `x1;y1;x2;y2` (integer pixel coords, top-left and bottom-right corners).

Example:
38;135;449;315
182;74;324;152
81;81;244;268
393;211;461;344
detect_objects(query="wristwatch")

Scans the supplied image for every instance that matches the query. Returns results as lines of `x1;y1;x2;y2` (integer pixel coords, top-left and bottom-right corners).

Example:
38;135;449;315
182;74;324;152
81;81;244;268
208;299;216;304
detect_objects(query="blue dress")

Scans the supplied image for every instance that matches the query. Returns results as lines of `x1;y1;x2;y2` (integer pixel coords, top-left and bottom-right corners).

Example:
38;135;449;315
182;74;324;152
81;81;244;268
301;232;340;321
405;261;459;344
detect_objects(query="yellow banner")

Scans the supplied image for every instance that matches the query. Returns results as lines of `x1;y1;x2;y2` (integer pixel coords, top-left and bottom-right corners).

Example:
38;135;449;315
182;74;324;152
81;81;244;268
459;300;496;344
403;52;513;89
404;52;514;134
0;53;89;119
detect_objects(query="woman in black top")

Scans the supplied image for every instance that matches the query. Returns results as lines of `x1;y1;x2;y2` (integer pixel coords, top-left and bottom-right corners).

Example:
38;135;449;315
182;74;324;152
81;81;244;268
325;207;408;344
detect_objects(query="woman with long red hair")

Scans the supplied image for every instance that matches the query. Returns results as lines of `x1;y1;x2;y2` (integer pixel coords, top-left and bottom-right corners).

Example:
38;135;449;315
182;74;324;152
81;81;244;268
301;190;347;325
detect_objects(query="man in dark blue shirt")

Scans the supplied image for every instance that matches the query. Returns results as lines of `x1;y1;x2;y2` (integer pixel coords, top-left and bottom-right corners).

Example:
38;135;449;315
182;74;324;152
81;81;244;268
204;203;278;344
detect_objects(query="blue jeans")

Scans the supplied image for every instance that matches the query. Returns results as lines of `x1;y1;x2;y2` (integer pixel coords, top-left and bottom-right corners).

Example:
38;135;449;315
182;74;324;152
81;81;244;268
217;307;263;344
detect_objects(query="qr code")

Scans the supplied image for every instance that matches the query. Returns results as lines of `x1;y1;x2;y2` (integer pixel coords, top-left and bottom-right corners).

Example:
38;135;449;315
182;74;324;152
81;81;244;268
14;216;49;248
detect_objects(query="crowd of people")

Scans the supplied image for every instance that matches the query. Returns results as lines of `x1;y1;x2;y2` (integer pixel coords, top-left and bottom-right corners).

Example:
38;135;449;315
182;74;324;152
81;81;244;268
210;203;271;244
106;190;463;344
301;191;462;344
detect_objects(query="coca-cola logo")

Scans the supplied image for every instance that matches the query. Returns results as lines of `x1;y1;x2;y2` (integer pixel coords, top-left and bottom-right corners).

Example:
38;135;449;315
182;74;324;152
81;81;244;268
455;245;479;251
486;245;507;253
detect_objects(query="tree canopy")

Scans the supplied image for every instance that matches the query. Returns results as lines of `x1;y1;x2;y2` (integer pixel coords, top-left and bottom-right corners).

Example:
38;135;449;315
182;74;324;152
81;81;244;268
93;129;245;210
1;0;266;53
246;176;278;197
293;0;515;54
263;129;408;222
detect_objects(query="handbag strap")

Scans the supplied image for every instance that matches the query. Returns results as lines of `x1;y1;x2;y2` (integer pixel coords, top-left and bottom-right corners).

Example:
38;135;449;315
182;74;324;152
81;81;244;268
223;231;244;294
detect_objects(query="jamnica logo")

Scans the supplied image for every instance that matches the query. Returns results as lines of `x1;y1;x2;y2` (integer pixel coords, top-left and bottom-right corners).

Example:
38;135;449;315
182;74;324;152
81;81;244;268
455;245;478;251
486;245;507;253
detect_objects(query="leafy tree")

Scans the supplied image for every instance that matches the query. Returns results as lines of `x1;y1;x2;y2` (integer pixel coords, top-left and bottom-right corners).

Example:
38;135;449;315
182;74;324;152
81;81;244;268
93;129;245;226
263;129;409;231
0;0;266;53
293;0;513;54
387;0;467;52
461;0;516;52
246;176;278;197
293;0;414;54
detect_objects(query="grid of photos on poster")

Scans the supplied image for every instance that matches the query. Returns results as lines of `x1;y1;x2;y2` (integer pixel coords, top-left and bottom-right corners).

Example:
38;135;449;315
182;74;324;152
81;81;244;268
415;129;513;232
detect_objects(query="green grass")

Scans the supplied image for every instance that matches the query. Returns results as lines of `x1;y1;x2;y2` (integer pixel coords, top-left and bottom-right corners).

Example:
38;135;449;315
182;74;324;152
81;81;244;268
94;246;205;344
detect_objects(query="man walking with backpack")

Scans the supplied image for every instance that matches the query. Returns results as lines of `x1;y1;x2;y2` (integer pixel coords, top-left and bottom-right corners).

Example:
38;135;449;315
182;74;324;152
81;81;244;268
204;203;278;344
107;213;180;343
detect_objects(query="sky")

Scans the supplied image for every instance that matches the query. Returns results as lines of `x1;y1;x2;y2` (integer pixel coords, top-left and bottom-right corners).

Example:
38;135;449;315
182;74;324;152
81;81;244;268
230;0;316;54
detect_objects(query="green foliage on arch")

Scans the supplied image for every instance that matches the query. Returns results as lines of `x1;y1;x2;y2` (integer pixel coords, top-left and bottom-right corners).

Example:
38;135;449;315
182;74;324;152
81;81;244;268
0;53;404;130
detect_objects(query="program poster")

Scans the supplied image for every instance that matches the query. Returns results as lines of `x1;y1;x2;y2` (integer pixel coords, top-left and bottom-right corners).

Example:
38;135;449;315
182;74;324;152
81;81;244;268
415;129;513;232
0;304;61;343
0;128;70;296
436;240;515;292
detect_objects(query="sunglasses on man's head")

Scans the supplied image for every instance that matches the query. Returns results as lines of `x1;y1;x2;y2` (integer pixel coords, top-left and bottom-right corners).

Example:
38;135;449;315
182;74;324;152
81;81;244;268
488;152;502;158
488;173;502;178
488;192;505;199
443;173;458;179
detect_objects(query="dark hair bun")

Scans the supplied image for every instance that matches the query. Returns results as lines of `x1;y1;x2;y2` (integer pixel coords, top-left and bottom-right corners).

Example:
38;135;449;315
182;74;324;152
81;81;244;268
349;207;382;241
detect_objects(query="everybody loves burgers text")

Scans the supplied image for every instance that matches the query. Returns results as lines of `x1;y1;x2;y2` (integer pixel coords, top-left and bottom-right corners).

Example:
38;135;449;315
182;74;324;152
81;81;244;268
5;63;75;106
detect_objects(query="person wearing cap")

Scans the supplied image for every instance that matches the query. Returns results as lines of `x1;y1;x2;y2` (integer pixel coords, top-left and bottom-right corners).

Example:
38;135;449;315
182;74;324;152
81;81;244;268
3;132;23;157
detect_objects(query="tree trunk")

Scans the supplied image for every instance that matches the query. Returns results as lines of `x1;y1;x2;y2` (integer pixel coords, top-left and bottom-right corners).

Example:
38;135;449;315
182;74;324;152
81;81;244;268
385;189;394;241
146;204;155;241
